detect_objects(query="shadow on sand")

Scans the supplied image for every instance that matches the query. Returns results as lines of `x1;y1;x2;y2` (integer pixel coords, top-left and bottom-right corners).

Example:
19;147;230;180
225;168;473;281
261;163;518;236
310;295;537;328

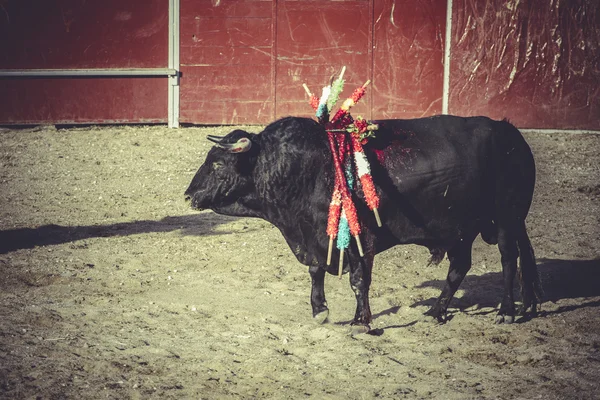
0;212;244;254
410;258;600;318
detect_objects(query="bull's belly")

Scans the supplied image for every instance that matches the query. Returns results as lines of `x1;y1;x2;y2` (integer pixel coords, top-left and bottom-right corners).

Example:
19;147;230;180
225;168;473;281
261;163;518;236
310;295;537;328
375;194;485;252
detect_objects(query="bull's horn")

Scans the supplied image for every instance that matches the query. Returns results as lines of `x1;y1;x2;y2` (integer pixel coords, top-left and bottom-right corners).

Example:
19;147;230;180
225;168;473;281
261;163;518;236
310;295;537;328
207;136;224;145
207;134;226;140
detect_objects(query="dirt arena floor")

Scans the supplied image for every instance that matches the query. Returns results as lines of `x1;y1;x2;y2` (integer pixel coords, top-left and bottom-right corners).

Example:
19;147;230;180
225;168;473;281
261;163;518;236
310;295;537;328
0;122;598;399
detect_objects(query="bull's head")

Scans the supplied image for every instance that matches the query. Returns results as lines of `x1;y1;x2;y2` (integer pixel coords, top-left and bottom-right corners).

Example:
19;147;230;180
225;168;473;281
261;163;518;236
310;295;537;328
184;129;260;217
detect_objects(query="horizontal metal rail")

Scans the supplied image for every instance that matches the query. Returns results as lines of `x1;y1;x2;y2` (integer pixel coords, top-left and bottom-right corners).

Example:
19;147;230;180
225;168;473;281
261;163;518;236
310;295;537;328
522;128;600;135
0;68;178;77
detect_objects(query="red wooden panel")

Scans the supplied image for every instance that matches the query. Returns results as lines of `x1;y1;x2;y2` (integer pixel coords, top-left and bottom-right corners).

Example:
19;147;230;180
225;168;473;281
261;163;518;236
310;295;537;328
276;3;370;61
449;0;600;130
179;0;275;125
181;65;272;101
180;0;444;124
183;0;273;18
179;65;274;124
276;64;370;101
372;0;445;119
0;0;168;69
277;100;370;121
180;46;271;67
182;101;274;125
180;15;272;53
275;1;372;120
0;0;169;125
0;78;167;124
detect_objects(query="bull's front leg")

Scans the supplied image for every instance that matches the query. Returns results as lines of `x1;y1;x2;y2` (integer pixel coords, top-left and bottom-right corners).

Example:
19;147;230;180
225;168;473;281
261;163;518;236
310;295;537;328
309;265;329;324
349;254;373;328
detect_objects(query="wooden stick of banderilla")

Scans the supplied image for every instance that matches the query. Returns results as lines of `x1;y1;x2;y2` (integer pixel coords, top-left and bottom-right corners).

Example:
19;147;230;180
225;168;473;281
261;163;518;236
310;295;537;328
373;209;382;227
302;83;312;97
354;235;364;257
338;66;346;81
338;250;344;278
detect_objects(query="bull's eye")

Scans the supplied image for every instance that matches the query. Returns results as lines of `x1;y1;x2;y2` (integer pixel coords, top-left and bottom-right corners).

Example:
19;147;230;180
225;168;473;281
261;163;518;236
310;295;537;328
212;161;224;170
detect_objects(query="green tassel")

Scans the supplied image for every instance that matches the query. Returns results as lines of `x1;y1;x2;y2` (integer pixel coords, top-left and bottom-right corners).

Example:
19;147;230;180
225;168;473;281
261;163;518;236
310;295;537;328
327;77;345;112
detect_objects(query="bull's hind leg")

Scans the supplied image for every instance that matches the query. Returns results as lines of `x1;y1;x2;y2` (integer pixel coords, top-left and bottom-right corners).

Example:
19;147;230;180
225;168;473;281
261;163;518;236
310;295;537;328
516;221;542;317
309;266;329;324
496;226;518;323
425;237;475;322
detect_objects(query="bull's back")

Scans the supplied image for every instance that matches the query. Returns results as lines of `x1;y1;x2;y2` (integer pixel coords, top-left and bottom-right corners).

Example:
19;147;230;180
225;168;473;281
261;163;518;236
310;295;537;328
367;115;498;248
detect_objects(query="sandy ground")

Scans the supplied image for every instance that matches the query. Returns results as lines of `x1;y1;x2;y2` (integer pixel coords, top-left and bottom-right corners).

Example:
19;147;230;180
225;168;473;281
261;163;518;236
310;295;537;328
0;123;599;400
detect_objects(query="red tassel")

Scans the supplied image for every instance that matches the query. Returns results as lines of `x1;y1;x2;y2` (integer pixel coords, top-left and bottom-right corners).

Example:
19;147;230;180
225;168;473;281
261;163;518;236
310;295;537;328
327;188;341;237
330;109;347;125
309;95;320;111
350;86;366;103
360;175;379;210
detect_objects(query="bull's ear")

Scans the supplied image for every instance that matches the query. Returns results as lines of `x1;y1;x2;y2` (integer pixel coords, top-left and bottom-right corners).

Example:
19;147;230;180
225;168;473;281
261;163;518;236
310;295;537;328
224;137;252;153
207;137;252;154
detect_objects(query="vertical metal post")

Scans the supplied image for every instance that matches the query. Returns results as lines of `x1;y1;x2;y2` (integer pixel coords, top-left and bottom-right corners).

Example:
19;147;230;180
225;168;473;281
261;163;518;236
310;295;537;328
442;0;453;115
368;0;375;121
168;0;180;128
270;0;278;121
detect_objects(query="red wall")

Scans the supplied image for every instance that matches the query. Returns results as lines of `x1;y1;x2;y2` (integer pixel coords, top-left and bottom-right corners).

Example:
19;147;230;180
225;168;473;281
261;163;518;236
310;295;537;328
273;1;373;121
449;0;599;129
180;0;598;129
0;0;169;124
179;1;274;125
179;0;446;125
0;78;167;125
372;0;446;119
1;0;598;129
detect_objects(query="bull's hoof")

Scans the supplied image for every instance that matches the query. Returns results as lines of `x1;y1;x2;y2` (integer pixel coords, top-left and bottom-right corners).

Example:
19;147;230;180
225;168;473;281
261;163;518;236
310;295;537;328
518;303;539;318
313;309;329;325
494;314;515;324
424;308;447;324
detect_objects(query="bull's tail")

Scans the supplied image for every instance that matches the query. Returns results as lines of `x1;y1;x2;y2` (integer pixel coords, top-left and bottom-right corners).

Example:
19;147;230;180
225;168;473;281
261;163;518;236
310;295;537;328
516;223;543;313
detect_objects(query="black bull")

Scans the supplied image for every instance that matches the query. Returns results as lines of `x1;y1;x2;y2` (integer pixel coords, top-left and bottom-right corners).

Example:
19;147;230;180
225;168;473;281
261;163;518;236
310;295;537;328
185;115;541;327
